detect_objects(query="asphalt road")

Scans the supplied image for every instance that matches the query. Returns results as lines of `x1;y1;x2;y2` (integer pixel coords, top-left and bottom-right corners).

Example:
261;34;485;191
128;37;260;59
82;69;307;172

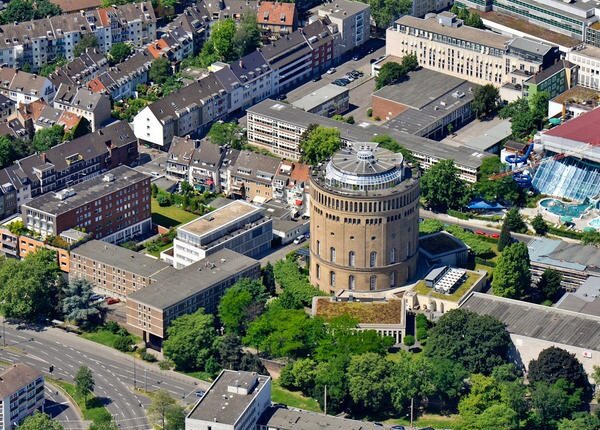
0;321;209;430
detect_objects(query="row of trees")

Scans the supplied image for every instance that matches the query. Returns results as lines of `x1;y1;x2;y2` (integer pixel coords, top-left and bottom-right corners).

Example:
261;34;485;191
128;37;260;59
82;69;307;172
0;0;61;24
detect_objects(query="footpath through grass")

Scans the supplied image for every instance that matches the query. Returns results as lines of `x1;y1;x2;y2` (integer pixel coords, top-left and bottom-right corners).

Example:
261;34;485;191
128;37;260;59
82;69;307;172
51;379;113;429
271;380;321;413
151;197;198;228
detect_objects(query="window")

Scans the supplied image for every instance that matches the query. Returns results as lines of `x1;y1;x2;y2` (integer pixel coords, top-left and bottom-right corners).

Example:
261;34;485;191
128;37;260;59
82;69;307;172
330;271;336;287
370;251;377;267
349;275;355;290
349;251;355;267
390;247;397;264
330;247;336;263
316;264;320;279
370;275;376;290
391;271;396;287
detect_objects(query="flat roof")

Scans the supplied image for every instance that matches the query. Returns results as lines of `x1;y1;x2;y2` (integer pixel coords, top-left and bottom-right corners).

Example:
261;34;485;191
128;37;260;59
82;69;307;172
127;249;259;310
576;45;600;59
419;231;467;256
0;364;42;398
260;407;390;430
460;292;600;351
555;276;600;317
528;237;600;274
71;240;172;278
178;200;261;237
187;370;270;425
313;0;369;18
551;86;600;105
291;84;348;111
314;297;403;324
23;166;149;215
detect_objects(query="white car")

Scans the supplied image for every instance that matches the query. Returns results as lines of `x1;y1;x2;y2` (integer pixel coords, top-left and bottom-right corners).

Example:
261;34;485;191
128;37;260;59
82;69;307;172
326;68;336;74
293;235;306;244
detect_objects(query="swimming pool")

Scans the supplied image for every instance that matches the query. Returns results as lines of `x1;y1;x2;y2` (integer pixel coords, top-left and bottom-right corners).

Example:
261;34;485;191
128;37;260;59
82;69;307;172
539;198;592;218
589;218;600;229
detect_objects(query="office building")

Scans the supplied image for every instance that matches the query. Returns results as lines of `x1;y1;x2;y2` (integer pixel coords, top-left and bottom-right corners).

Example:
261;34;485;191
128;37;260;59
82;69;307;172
171;200;271;268
386;13;559;87
21;166;151;243
567;45;600;90
186;370;272;430
127;249;260;346
0;364;44;430
309;142;420;293
291;83;349;117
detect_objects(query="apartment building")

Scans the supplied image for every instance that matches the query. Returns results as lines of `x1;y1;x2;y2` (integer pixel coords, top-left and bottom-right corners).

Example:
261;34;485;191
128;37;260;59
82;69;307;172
132;74;228;149
0;68;56;105
127;249;260;346
227;150;282;202
246;98;489;182
160;4;211;56
0;94;15;121
0;2;156;71
257;1;298;38
21;166;151;243
148;25;194;64
198;0;258;23
386;13;559;87
313;0;370;56
53;84;111;131
0;177;17;220
70;239;173;299
88;50;155;101
0;364;44;430
0;121;138;206
566;45;600;90
48;49;109;88
171;200;272;268
411;0;453;17
186;370;272;430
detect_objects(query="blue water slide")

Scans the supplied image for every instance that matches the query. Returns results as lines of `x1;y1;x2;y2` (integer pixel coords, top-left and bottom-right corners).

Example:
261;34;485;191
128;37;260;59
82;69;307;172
505;143;533;165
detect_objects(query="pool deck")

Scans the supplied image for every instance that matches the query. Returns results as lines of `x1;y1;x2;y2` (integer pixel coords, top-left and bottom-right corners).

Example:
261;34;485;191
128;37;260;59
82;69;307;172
523;198;599;232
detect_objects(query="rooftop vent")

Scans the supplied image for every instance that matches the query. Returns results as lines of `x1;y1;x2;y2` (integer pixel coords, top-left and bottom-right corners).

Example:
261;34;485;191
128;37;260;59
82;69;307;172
103;173;115;182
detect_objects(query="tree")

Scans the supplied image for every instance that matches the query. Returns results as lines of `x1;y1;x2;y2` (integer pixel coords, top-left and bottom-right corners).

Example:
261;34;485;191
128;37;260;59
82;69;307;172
32;125;64;152
0;0;61;24
375;60;412;90
218;278;268;335
471;156;520;205
261;262;276;296
299;125;341;165
429;358;467;409
369;0;412;29
532;213;549;235
39;56;67;77
74;35;98;58
530;91;550;129
498;219;512;252
0;248;60;319
505;207;527;233
151;183;158;198
149;58;172;85
200;18;237;64
389;354;436;412
530;379;584;429
403;334;415;346
273;259;325;309
108;42;132;65
464;11;485;29
538;268;562;301
421;160;469;212
75;366;94;403
165;403;185;430
472;84;500;118
313;357;348;413
18;411;64;430
280;358;317;393
492;242;530;299
372;134;416;164
62;278;101;328
582;229;600;246
148;389;183;430
347;353;394;415
424;309;511;374
558;412;600;430
0;135;33;168
529;347;591;397
234;13;261;58
207;121;245;149
163;309;216;371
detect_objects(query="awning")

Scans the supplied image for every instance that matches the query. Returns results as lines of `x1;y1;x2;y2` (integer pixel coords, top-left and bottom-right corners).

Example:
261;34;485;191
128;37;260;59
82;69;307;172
467;199;505;210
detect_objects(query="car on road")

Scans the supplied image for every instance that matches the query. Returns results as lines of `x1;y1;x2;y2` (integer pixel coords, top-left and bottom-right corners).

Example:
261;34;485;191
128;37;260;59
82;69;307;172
312;76;321;82
391;426;406;430
195;390;205;398
490;233;500;239
343;74;355;82
475;230;487;236
293;235;306;245
106;297;120;305
339;77;351;85
326;67;336;74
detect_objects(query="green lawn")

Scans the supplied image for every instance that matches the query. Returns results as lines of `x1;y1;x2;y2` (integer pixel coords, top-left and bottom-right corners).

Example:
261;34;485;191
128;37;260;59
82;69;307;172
51;379;114;427
81;328;141;349
271;380;321;412
151;197;198;228
386;413;459;429
182;370;213;382
145;241;173;258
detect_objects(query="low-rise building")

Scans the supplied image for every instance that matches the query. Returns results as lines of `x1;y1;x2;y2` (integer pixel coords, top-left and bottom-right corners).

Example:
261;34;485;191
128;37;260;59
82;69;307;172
186;370;271;430
259;407;391;430
0;68;56;105
199;0;258;23
372;68;478;139
523;60;578;102
69;239;173;299
171;200;271;268
21;166;152;243
419;231;469;268
291;83;349;117
53;84;111;131
0;364;45;430
257;1;298;38
127;249;260;346
48;49;109;88
555;276;600;317
312;0;370;57
227;150;282;202
566;45;600;91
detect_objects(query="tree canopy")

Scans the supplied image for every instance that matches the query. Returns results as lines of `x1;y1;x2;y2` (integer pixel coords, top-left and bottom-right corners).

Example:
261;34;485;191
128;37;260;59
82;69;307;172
62;278;102;328
492;242;531;299
0;0;61;24
421;160;469;212
33;125;64;152
538;268;562;302
372;135;416;164
528;347;591;398
18;412;64;430
75;365;95;402
472;84;500;118
148;390;185;430
218;278;268;335
299;125;341;165
233;13;261;58
505;207;527;233
375;54;418;90
108;42;132;65
369;0;412;29
424;309;511;374
149;58;173;85
74;35;98;58
0;135;34;169
471;156;520;205
207;121;246;150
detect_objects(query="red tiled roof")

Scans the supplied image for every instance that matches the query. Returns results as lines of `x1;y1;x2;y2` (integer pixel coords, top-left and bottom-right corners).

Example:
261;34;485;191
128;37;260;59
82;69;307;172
88;78;106;93
257;1;296;26
97;8;110;27
147;39;169;59
50;0;102;13
544;107;600;147
290;162;310;183
58;111;82;131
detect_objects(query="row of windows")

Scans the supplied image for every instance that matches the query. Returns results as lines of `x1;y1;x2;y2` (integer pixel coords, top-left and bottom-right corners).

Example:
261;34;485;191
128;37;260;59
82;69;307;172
315;265;398;290
313;188;418;213
317;242;398;266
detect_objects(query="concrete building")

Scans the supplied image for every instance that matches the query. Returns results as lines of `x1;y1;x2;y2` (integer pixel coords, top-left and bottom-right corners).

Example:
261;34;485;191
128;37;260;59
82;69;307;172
259;407;391;430
523;60;578;101
69;239;172;299
291;83;349;117
127;249;260;346
313;0;370;56
411;0;453;18
186;370;272;430
21;166;151;243
419;231;469;268
386;13;560;88
309;142;420;293
0;364;44;430
257;1;298;37
53;84;111;131
0;68;56;105
227;150;282;202
461;292;600;377
566;45;600;91
246;98;490;183
372;68;478;139
555;276;600;317
171;200;271;268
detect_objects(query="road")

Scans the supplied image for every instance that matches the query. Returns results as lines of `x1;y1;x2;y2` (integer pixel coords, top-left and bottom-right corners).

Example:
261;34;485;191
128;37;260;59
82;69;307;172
0;321;209;430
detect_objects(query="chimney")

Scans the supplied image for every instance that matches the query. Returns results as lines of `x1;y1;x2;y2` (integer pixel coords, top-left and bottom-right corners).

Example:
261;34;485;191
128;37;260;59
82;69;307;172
40;152;47;163
239;59;243;68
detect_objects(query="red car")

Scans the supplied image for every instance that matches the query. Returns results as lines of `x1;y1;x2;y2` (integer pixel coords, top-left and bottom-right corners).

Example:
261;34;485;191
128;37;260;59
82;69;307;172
490;233;500;239
106;297;120;305
475;230;486;236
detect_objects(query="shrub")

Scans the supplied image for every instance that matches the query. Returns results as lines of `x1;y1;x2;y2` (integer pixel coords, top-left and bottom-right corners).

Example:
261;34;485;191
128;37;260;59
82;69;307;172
416;314;430;342
105;321;121;334
448;209;470;220
156;194;171;207
404;334;415;346
366;108;373;117
114;335;133;352
158;359;174;370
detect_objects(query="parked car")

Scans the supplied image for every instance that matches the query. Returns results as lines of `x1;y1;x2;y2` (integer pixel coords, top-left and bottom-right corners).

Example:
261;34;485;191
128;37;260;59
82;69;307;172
369;58;377;64
344;74;355;82
293;235;306;245
490;233;500;239
391;426;406;430
312;76;321;82
195;390;205;398
332;79;346;86
475;230;487;236
352;55;359;61
339;77;351;85
107;297;120;305
326;67;336;74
